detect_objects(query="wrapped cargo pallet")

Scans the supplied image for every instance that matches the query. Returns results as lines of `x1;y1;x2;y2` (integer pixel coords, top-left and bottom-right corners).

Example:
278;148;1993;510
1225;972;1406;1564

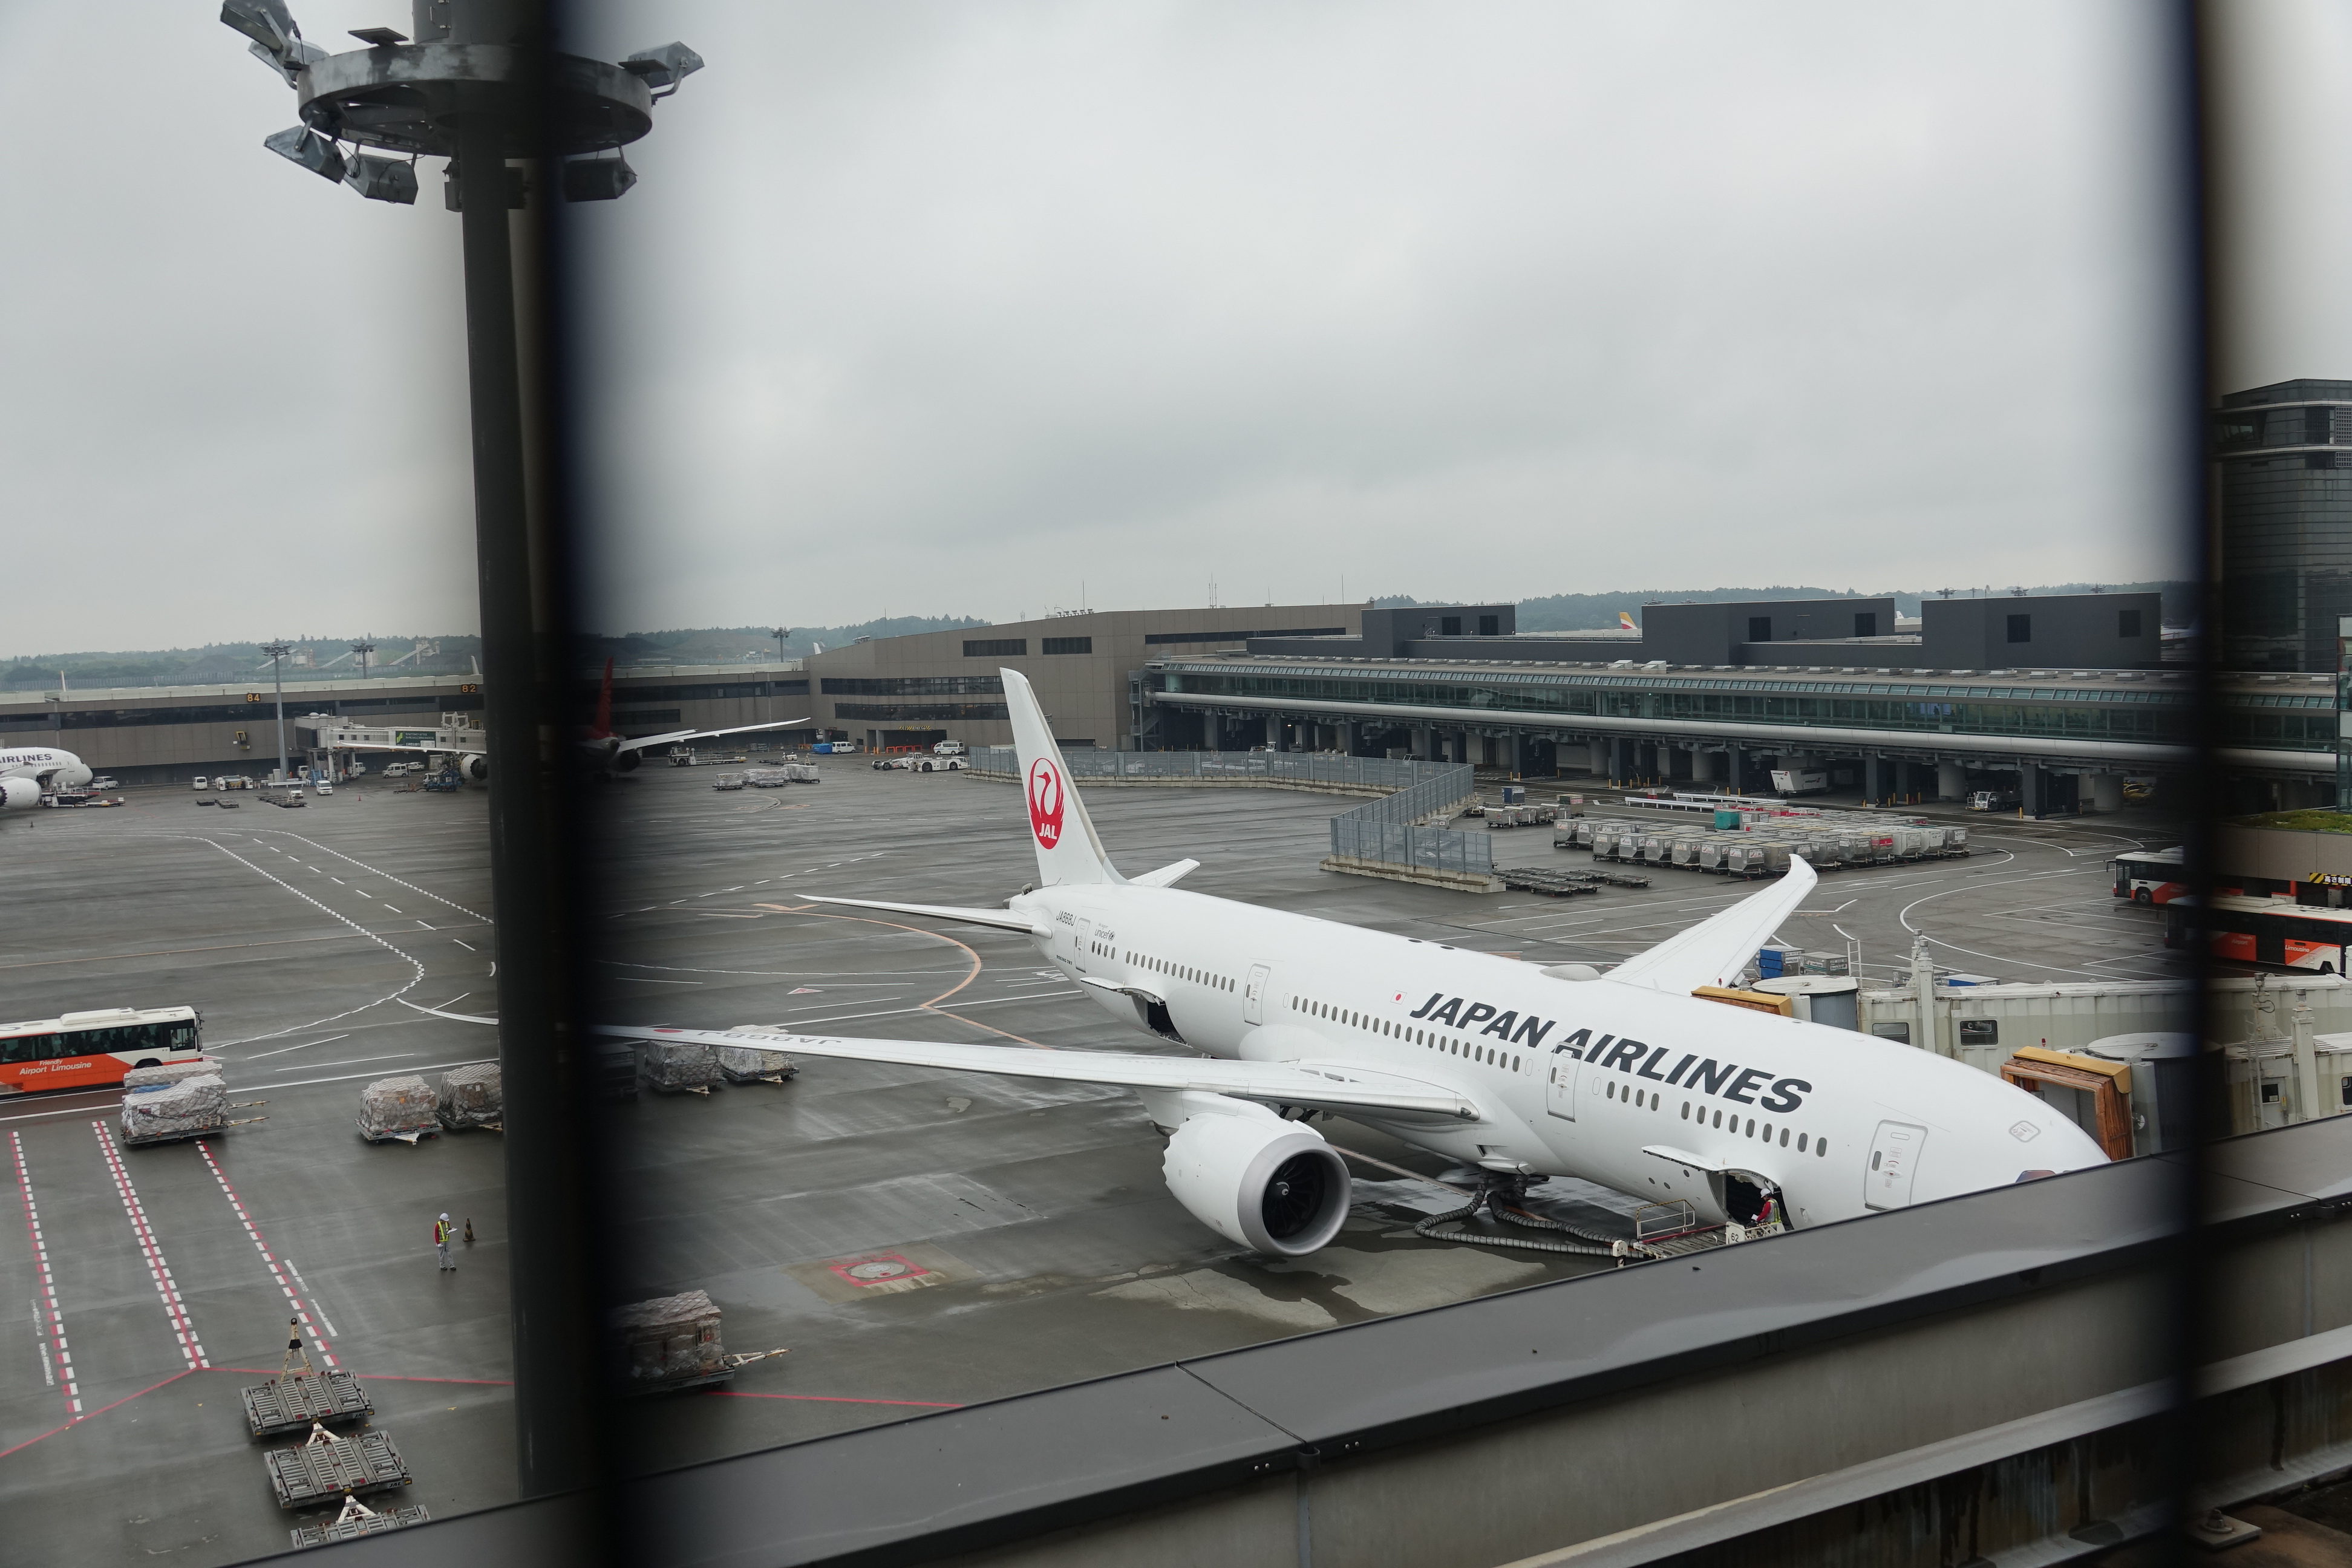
123;1059;221;1092
716;1042;797;1084
120;1074;227;1143
609;1289;730;1391
641;1038;722;1093
358;1075;439;1142
437;1062;502;1129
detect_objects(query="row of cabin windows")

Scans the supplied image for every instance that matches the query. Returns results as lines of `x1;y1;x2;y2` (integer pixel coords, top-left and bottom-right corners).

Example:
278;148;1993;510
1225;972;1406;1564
1289;996;1526;1073
1125;952;1234;992
1602;1077;1830;1157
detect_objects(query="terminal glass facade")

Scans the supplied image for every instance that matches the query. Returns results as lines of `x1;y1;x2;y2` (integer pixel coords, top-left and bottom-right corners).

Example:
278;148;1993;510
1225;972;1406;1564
1159;662;2333;753
2218;379;2352;672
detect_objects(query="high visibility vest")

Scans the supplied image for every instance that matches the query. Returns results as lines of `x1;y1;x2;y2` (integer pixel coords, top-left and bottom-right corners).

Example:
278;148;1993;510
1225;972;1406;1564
434;1221;451;1245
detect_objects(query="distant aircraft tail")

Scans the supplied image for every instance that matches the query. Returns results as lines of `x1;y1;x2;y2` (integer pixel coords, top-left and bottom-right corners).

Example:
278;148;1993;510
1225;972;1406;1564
1618;612;1638;632
590;658;614;739
1002;668;1122;886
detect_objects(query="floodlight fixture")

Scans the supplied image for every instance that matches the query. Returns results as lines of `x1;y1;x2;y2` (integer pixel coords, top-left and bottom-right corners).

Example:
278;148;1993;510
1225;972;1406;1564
219;0;299;57
345;152;419;204
264;124;345;182
621;42;705;98
560;154;636;203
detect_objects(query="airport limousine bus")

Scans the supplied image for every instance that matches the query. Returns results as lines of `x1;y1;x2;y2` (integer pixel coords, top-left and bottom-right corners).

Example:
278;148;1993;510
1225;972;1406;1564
2111;846;2189;904
2165;897;2352;973
0;1006;206;1094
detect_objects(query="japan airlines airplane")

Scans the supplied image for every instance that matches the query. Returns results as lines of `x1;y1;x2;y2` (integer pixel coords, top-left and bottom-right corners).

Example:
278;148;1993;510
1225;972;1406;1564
0;745;91;812
586;671;2106;1258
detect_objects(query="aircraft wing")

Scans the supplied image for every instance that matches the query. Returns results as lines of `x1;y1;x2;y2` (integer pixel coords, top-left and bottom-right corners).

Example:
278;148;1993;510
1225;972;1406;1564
1602;855;1820;995
403;1002;1478;1119
611;717;812;755
800;895;1050;936
593;1023;1480;1119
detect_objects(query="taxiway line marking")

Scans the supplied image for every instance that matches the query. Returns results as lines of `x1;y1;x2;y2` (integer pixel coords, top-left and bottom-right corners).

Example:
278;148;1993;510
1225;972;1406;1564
278;1261;341;1338
10;1131;80;1418
239;1033;352;1062
91;1123;207;1370
250;832;489;923
0;1369;195;1460
185;838;428;1046
196;1141;337;1370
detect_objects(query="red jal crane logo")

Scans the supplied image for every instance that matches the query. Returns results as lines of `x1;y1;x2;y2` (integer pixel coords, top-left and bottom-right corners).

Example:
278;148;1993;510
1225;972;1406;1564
1027;758;1065;849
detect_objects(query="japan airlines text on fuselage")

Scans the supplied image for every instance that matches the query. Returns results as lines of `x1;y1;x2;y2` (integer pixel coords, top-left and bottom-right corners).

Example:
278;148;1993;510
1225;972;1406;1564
1012;881;2089;1230
0;747;91;786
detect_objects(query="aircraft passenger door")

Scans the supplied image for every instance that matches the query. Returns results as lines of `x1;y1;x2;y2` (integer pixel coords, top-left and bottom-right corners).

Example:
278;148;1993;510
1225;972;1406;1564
1546;1048;1579;1120
1242;964;1272;1025
1863;1121;1927;1210
1073;920;1092;973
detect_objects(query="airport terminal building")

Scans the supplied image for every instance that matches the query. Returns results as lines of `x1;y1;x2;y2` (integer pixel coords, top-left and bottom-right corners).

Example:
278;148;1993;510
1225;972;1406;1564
5;592;2337;811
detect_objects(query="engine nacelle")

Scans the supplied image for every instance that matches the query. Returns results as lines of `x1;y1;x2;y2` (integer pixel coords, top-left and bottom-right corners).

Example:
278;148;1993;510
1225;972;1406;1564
610;748;641;773
1160;1095;1351;1258
0;778;39;811
458;753;490;784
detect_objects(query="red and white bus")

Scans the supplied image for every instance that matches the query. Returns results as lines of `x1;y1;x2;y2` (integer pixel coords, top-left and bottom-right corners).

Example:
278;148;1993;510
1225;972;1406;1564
2165;897;2352;974
2111;846;2189;905
0;1007;207;1094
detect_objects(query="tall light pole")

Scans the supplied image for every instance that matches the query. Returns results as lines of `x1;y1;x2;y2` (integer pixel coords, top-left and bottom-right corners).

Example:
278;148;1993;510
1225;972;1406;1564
773;626;790;663
261;639;292;782
351;638;375;682
221;0;705;1500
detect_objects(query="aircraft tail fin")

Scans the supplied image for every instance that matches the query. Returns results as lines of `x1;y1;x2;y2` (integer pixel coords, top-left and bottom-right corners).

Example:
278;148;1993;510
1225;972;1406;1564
1002;667;1121;886
590;658;614;739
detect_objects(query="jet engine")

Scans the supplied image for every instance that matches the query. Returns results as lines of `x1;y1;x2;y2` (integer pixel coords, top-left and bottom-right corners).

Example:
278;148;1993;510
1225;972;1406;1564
0;778;39;811
1160;1096;1351;1257
457;753;490;784
609;748;641;773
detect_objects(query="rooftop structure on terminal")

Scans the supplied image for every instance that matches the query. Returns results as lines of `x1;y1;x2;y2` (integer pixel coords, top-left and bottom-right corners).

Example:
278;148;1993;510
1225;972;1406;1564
1253;592;2166;671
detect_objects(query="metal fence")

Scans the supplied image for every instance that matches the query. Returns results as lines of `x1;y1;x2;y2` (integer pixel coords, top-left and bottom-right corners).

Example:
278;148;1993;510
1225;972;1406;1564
970;748;1491;878
971;748;1446;791
1327;764;1491;877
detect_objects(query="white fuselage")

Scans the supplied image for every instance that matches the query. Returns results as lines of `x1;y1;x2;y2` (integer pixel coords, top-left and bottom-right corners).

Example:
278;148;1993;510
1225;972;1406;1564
1005;881;2106;1229
0;746;91;789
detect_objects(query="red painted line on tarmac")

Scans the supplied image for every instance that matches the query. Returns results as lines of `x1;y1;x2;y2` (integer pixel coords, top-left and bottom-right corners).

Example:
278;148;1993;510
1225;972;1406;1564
9;1131;80;1419
701;1390;963;1408
195;1142;339;1370
90;1123;207;1370
0;1370;195;1460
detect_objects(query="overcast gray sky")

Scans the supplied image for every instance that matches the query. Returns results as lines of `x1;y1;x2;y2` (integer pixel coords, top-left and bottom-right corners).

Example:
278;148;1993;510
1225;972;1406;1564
8;1;2326;657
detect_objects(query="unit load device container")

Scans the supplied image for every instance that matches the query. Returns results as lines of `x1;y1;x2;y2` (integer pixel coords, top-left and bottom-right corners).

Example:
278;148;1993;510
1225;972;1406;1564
358;1076;439;1142
609;1289;733;1393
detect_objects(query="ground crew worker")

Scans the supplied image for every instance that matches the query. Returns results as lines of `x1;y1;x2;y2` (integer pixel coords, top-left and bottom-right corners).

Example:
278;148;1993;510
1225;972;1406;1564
435;1212;456;1272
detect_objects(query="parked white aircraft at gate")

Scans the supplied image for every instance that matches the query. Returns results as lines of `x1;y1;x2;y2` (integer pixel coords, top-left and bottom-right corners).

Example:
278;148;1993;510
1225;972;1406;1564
0;744;91;812
590;670;2108;1257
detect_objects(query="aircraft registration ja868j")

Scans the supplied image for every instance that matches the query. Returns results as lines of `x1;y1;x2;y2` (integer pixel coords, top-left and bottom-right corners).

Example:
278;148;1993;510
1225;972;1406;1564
504;670;2105;1259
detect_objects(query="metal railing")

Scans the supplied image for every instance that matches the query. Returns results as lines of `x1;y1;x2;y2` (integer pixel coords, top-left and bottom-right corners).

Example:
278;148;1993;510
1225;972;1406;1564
969;748;1491;878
